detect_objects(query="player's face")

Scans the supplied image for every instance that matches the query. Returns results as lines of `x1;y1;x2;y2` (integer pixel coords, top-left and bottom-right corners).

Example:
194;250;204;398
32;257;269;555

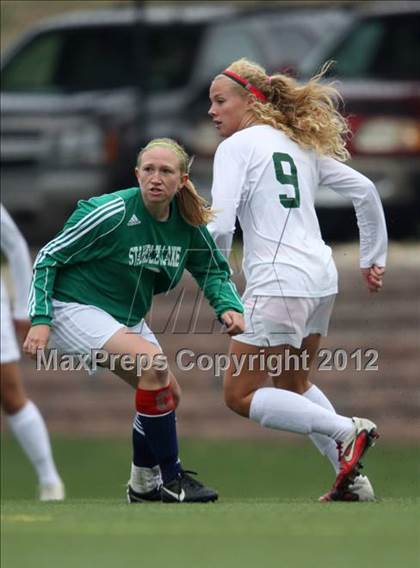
135;147;188;207
208;76;253;138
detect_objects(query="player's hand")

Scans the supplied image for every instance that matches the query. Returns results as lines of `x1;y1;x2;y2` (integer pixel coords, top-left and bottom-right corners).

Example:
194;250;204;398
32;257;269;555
13;319;31;342
220;310;245;336
23;324;51;358
361;265;385;293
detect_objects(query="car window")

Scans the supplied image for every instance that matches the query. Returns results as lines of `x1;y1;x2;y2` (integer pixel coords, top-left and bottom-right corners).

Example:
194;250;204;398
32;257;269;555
2;27;137;93
192;20;262;85
2;32;64;92
145;24;203;91
323;13;420;80
2;23;203;93
266;25;314;65
55;28;137;91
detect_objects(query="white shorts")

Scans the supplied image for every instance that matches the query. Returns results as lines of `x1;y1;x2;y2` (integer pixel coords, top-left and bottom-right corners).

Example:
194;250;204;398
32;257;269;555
233;294;336;349
1;279;20;363
49;299;161;366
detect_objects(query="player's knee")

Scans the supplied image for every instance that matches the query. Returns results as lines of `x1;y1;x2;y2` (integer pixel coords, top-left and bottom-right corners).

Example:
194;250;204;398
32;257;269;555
224;388;247;417
0;382;26;414
294;378;311;395
281;382;306;394
275;376;310;395
154;366;169;387
137;352;169;387
141;363;169;389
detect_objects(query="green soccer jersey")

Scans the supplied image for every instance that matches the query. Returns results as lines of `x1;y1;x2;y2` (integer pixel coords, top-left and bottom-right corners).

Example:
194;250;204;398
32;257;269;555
28;188;243;327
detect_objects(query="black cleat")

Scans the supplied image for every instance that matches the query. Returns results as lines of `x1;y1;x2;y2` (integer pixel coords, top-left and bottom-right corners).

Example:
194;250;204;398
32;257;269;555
127;484;161;503
160;469;218;503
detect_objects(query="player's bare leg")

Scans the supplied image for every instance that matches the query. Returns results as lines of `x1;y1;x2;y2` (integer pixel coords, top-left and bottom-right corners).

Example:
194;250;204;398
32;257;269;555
1;362;64;500
1;362;27;414
270;334;320;394
224;337;318;417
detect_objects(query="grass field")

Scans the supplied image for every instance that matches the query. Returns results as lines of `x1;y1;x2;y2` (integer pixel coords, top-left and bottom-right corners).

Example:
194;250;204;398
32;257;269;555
1;436;419;568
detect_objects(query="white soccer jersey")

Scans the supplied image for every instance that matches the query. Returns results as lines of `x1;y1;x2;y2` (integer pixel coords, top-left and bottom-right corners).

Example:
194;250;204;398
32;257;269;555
208;125;387;298
1;204;33;319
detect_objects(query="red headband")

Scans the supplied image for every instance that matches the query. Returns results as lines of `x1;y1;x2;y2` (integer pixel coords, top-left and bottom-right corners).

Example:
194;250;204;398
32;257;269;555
222;70;267;102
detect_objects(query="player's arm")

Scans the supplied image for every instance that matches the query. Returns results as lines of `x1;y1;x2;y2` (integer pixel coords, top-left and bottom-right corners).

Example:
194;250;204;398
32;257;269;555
27;195;126;328
185;226;244;335
317;156;387;291
207;141;245;259
0;204;33;320
24;196;125;357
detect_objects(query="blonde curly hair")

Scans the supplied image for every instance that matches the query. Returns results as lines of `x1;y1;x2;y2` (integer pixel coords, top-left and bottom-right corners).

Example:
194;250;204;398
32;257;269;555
220;58;350;162
137;138;214;226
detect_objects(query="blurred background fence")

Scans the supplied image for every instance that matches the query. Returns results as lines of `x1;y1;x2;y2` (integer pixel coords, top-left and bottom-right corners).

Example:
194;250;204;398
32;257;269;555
1;0;419;442
1;242;418;442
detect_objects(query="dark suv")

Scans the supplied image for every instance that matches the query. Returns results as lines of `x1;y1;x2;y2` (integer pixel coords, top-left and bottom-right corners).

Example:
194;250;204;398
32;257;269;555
299;3;420;239
1;4;352;243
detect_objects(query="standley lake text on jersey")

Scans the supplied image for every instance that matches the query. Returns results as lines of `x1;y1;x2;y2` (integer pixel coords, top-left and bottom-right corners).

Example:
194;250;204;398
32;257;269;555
128;245;182;267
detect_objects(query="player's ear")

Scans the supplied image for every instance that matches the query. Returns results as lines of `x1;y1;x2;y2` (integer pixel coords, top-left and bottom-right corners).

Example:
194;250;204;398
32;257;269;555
246;93;255;108
180;173;189;188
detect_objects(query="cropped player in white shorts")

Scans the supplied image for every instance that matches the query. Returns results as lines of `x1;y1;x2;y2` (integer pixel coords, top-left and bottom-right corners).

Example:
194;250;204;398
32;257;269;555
208;59;387;501
1;204;64;501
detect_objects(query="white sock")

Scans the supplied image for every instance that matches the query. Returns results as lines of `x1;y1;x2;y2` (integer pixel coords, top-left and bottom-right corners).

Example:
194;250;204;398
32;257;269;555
130;464;162;493
6;400;61;486
249;387;354;441
303;385;341;473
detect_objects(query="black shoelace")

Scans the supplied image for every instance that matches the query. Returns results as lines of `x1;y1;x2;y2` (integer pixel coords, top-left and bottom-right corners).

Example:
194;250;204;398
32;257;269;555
179;469;204;488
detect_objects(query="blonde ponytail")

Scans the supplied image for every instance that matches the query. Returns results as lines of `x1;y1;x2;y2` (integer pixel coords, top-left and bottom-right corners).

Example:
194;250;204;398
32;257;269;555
222;58;350;161
176;179;215;226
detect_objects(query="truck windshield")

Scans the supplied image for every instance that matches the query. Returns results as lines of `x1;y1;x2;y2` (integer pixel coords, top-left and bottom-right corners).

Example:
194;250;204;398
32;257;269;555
302;13;420;81
1;23;202;93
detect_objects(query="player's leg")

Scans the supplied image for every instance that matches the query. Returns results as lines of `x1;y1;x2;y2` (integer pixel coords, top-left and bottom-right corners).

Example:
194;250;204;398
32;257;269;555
270;333;342;474
224;338;378;495
302;373;376;501
224;338;352;437
104;319;174;501
223;294;337;424
1;362;65;500
1;288;64;501
128;370;181;502
50;301;216;503
128;411;162;502
50;302;168;497
51;301;167;500
103;329;217;503
103;328;179;479
269;296;376;501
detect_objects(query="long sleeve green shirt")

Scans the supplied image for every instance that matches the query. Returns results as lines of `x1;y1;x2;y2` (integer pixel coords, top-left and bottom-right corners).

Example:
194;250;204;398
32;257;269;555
28;188;243;327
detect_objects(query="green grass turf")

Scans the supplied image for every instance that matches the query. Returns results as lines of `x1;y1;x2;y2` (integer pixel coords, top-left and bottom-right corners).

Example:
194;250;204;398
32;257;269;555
1;436;419;568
